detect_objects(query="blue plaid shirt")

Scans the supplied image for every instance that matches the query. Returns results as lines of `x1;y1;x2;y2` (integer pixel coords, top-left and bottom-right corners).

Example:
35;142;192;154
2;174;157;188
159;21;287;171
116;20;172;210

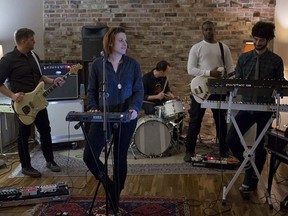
235;49;284;103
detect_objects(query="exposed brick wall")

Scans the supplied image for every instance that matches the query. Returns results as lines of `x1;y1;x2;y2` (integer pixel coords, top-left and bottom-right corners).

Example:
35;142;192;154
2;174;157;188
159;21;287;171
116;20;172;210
43;0;276;138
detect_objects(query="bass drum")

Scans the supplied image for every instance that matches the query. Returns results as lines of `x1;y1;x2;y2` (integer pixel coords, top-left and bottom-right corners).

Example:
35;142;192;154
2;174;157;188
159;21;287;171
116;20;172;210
134;115;171;157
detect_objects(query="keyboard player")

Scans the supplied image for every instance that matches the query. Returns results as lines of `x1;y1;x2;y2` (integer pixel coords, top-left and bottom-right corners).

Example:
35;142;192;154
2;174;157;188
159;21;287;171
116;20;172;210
226;21;285;195
82;27;144;214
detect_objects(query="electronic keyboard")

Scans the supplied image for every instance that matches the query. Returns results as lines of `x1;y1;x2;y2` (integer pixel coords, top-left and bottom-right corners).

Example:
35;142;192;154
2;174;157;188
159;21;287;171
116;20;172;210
66;111;131;123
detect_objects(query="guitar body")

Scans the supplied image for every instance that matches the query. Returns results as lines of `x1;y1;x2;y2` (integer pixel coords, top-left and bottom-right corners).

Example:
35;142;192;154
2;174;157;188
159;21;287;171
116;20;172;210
14;63;82;125
190;69;235;103
14;82;48;125
190;76;211;103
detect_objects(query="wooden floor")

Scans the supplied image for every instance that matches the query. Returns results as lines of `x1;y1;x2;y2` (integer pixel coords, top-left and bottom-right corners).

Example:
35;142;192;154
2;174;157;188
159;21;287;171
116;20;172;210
0;146;288;216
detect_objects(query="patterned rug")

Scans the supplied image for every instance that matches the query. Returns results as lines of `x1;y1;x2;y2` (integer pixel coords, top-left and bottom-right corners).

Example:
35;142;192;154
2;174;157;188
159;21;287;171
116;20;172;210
31;196;190;216
9;138;238;178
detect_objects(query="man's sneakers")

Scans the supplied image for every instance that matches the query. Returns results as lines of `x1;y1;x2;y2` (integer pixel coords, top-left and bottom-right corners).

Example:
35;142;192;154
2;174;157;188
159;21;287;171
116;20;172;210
46;161;61;172
21;161;60;178
239;172;258;200
22;167;41;178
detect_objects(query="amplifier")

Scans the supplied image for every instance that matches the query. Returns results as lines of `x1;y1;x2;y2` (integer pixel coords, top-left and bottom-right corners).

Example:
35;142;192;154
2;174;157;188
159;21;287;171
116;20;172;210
41;63;79;101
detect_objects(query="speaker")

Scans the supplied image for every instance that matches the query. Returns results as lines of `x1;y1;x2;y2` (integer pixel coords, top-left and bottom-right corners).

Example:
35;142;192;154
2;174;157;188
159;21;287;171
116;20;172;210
35;99;84;144
82;25;108;61
41;63;79;101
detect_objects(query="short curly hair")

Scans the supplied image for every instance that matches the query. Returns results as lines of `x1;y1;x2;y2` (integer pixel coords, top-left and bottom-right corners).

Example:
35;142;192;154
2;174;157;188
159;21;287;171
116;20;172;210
251;21;275;41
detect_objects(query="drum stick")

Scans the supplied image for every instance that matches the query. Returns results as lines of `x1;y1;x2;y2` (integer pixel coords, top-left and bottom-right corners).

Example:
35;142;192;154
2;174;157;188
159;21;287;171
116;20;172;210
143;100;156;104
162;78;168;92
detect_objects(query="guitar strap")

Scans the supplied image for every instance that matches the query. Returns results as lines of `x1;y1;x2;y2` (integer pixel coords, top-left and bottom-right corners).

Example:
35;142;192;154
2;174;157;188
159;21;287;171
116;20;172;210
31;51;43;75
218;42;227;77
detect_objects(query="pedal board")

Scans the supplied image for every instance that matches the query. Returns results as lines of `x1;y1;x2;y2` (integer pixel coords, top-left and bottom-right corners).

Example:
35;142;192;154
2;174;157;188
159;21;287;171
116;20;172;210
191;154;240;170
0;183;70;207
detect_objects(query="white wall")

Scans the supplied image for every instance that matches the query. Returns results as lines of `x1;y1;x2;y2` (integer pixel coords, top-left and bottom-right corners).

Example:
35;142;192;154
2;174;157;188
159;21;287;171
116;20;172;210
0;0;44;58
274;0;288;79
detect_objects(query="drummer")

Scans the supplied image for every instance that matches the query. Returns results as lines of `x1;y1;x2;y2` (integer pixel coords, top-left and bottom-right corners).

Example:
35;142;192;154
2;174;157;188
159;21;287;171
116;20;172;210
142;60;175;115
142;60;184;141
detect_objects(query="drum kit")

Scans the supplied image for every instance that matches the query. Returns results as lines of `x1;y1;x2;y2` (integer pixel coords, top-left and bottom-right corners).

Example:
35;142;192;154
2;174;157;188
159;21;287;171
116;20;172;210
130;99;185;158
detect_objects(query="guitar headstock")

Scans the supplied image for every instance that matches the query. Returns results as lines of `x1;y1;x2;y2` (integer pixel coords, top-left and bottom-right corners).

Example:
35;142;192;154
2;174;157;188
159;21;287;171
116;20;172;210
70;64;83;74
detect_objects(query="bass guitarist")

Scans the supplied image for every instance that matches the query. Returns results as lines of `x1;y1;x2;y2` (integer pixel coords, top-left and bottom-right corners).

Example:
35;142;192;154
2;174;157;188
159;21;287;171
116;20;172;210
184;21;234;162
0;28;64;178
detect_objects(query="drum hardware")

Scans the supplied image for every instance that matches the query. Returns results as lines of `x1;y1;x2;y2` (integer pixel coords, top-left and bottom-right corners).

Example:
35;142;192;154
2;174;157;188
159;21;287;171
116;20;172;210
154;106;164;118
129;140;137;160
169;119;184;153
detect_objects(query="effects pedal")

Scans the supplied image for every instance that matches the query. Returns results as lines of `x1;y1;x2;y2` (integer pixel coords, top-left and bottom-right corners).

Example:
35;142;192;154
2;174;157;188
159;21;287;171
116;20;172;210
0;182;70;208
191;154;240;170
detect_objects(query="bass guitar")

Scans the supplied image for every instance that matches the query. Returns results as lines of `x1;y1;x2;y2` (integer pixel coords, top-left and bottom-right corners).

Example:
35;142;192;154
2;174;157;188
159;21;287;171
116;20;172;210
190;68;235;103
14;64;82;125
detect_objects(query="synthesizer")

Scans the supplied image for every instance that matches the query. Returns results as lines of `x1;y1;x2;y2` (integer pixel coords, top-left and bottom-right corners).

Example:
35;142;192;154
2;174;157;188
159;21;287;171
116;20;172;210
207;79;288;96
201;100;288;112
66;111;131;123
0;183;70;207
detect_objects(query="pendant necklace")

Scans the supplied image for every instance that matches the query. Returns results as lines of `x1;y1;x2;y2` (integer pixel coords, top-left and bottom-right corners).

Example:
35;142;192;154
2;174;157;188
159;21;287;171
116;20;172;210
117;83;122;90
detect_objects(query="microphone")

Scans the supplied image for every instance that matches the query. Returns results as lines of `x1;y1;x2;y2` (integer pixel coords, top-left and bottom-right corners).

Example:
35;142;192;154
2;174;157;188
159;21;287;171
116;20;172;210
74;122;81;130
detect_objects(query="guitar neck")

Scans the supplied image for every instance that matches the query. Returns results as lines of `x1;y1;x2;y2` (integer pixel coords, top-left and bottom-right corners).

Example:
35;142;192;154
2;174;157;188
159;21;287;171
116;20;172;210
43;72;72;97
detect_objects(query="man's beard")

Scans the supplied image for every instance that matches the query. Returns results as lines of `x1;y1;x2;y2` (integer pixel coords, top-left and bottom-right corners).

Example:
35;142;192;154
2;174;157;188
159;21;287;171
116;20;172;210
254;42;268;51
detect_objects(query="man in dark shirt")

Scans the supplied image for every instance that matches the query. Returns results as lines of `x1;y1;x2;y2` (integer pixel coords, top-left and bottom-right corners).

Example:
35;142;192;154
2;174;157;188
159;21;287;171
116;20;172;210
226;21;285;193
142;60;175;115
142;60;184;142
0;28;64;178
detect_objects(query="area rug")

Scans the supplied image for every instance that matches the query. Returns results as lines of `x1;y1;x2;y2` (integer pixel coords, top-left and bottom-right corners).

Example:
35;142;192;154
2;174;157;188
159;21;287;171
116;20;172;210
9;138;237;178
31;196;190;216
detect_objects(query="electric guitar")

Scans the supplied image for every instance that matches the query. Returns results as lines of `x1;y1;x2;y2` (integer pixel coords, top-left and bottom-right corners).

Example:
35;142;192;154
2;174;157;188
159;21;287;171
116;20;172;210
190;70;235;103
14;64;83;125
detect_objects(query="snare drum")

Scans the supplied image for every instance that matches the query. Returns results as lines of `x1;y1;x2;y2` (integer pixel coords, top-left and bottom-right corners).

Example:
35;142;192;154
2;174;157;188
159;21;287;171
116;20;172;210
133;115;171;157
163;99;185;119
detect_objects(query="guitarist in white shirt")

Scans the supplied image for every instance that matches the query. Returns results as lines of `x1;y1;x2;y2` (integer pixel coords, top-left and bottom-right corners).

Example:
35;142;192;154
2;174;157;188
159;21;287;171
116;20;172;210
0;28;64;177
184;21;234;162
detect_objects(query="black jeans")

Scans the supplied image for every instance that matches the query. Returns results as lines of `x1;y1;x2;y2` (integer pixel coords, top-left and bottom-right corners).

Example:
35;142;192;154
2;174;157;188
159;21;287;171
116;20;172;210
226;110;272;175
185;94;228;155
83;119;137;197
17;108;54;169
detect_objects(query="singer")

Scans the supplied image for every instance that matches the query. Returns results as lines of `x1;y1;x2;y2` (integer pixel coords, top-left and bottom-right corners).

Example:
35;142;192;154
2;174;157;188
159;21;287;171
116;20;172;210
83;27;144;213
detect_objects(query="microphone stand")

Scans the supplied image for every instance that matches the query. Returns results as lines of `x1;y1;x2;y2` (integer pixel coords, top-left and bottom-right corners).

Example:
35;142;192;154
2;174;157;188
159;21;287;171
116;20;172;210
73;52;118;215
100;51;118;215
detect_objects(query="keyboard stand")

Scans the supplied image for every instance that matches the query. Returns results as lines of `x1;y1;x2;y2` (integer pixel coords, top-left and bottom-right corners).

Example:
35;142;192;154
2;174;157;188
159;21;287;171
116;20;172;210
222;113;273;208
